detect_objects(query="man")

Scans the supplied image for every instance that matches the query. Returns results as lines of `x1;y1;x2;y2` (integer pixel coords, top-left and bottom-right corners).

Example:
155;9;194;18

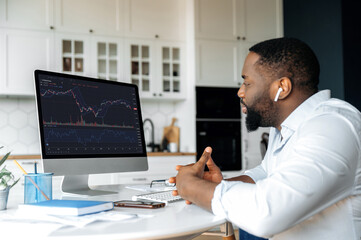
170;38;361;239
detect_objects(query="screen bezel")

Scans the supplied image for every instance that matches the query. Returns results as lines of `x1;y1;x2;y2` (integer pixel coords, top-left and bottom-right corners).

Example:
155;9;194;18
34;69;147;160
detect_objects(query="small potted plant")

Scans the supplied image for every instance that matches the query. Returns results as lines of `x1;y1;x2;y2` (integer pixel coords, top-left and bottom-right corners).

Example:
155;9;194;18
0;146;19;210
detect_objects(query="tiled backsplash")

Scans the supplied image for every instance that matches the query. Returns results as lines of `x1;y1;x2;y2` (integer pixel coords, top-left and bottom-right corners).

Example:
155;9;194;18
0;97;40;154
0;97;181;155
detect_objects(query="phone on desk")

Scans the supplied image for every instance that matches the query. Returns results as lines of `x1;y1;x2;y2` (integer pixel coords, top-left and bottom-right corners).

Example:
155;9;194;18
114;200;165;209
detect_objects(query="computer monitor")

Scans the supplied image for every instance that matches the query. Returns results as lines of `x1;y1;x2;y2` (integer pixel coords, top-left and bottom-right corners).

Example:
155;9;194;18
34;70;148;196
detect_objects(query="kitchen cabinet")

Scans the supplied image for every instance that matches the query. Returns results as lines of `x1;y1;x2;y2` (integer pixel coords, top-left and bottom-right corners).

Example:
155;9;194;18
123;0;185;41
90;36;124;82
54;0;124;36
195;0;283;88
0;29;54;96
125;40;186;100
196;39;253;87
242;0;283;43
195;0;242;41
195;0;282;42
196;39;241;87
0;0;54;31
54;33;91;76
55;34;126;82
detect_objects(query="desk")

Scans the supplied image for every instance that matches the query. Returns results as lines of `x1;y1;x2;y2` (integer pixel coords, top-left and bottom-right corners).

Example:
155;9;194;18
1;181;227;239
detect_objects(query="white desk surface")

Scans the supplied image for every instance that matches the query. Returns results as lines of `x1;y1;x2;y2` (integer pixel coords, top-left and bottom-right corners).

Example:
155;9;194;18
1;181;226;240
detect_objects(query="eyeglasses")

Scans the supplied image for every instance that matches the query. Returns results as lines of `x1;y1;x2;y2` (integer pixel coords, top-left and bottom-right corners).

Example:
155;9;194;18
150;179;176;188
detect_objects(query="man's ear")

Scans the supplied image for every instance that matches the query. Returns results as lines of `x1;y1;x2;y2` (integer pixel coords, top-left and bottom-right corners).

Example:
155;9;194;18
271;77;292;101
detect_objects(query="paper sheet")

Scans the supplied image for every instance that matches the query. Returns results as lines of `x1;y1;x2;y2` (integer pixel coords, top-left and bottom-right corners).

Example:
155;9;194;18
1;209;138;229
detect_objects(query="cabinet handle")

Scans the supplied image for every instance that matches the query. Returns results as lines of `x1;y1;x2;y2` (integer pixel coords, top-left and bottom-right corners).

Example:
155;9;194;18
153;93;157;96
155;34;159;39
89;29;94;33
50;26;54;30
159;93;163;97
242;37;246;41
237;36;241;40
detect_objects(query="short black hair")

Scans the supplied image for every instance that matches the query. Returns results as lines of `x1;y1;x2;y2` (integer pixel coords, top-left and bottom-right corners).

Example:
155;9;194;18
249;37;320;94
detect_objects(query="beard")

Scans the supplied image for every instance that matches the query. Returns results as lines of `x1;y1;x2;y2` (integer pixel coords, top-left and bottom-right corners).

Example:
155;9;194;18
242;94;278;132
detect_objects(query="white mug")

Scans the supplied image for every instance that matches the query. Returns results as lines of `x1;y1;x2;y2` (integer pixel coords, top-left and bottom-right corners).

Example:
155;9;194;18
168;142;178;153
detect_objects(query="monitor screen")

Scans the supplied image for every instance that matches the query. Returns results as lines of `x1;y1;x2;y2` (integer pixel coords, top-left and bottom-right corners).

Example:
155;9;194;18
34;70;148;196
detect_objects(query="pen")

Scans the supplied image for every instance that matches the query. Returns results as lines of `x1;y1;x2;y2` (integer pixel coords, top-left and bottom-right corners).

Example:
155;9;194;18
13;160;50;201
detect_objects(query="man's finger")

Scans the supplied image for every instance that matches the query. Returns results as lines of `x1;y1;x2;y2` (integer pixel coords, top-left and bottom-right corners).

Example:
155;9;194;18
196;147;212;166
176;163;195;171
206;156;219;170
172;190;178;196
168;177;176;183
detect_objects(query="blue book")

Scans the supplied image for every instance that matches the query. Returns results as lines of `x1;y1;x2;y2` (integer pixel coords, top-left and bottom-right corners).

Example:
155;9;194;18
18;199;114;216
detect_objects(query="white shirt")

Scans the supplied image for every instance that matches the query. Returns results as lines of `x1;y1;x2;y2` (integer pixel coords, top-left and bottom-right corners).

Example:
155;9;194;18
211;90;361;239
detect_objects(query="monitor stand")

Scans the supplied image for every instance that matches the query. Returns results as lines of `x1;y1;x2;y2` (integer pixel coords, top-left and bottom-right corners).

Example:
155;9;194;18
61;175;117;196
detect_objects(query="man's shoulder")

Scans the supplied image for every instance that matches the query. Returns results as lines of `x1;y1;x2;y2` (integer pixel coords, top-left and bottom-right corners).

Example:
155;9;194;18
310;98;361;133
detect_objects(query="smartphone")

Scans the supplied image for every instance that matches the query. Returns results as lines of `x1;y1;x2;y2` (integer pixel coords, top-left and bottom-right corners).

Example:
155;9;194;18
114;200;165;209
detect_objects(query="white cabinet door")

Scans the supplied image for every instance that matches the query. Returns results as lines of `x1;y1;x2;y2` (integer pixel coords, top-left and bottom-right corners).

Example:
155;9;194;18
90;36;124;82
125;40;186;100
195;0;242;41
243;0;283;42
196;40;241;87
54;0;124;36
54;33;91;76
124;0;185;41
125;39;156;98
0;29;54;96
195;0;282;42
0;0;54;30
155;41;186;100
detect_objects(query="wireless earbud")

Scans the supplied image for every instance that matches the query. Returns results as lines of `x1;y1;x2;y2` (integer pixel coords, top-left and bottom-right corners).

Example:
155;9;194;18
274;87;283;102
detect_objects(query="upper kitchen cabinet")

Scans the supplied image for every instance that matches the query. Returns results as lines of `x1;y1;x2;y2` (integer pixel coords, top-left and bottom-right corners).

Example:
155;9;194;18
54;0;124;36
195;0;242;41
243;0;283;42
90;36;124;82
0;0;54;31
195;0;283;42
196;39;241;87
124;0;186;41
54;33;91;76
125;40;186;100
0;29;54;96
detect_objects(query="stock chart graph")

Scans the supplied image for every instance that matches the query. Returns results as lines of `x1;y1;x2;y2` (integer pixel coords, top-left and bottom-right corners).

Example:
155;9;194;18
38;75;143;155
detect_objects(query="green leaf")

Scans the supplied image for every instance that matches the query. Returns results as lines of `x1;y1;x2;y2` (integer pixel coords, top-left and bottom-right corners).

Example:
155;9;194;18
10;178;20;189
0;151;11;167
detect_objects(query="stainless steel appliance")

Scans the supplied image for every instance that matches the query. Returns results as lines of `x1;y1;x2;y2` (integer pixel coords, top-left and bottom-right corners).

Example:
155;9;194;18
196;87;242;171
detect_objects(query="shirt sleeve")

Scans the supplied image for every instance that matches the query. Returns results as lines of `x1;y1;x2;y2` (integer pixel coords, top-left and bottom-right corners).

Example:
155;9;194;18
243;163;267;182
211;113;360;238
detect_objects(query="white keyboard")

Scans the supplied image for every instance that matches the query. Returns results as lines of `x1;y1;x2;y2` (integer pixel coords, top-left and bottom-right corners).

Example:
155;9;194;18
132;190;183;205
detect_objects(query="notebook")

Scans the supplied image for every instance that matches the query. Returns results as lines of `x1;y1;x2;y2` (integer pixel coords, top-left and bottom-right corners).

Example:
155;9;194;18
18;199;114;216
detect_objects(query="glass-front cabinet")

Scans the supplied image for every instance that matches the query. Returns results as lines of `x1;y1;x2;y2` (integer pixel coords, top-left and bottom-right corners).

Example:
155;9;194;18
92;37;123;82
130;43;152;95
126;40;185;100
61;39;84;73
56;34;90;76
161;46;181;94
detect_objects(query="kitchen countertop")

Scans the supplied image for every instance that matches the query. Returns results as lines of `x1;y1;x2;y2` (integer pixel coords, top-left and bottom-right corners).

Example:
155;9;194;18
6;152;197;160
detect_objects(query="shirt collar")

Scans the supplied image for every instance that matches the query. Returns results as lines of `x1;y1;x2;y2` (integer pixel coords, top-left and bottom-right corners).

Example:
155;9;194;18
280;90;331;134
